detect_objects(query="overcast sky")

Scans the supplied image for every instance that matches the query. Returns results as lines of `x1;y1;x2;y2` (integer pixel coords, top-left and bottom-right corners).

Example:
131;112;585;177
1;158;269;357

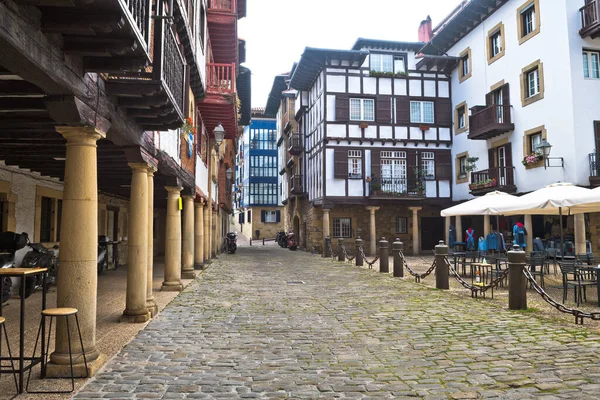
238;0;463;110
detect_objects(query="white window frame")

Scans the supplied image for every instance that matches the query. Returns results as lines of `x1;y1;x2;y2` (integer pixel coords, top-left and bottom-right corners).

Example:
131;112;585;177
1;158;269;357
410;101;434;124
348;150;362;179
394;56;406;74
491;31;502;57
521;4;536;36
421;152;435;180
370;54;393;73
264;210;277;223
458;106;466;129
461;54;469;77
530;132;542;155
333;217;352;238
527;68;540;98
350;98;375;121
459;156;467;178
583;51;600;79
395;217;408;234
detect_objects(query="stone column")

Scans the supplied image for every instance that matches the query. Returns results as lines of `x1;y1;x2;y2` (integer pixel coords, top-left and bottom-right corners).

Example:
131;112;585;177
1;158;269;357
121;163;150;323
322;208;331;254
48;126;103;376
181;195;195;279
444;216;450;246
524;214;533;253
365;206;380;255
213;209;218;256
484;215;491;238
146;168;158;317
194;201;204;269
161;186;183;291
204;204;211;263
574;213;587;255
409;207;422;255
455;216;463;244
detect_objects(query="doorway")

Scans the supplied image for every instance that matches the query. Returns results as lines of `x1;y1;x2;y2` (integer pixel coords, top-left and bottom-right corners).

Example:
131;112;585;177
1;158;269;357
293;216;300;246
421;216;445;252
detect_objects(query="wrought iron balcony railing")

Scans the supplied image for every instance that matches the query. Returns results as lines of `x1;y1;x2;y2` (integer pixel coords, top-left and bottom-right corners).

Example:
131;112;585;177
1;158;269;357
368;178;424;198
119;0;152;53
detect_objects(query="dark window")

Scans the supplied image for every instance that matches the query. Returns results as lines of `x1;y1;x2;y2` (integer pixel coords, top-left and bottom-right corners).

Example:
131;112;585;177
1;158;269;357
200;3;206;50
247;209;251;222
40;196;53;242
0;199;4;231
459;156;467;178
239;212;245;224
457;106;466;129
490;30;502;57
396;217;408;234
521;4;536;36
332;218;352;238
461;54;469;77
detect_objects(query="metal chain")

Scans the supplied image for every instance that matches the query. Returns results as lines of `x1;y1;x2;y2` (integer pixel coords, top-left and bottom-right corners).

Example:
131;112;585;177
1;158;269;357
522;268;600;325
401;251;436;282
340;244;356;262
446;258;509;296
358;246;380;269
327;242;336;261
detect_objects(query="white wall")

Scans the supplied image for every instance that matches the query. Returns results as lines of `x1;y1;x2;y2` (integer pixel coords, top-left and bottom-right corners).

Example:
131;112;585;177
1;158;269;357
155;130;181;166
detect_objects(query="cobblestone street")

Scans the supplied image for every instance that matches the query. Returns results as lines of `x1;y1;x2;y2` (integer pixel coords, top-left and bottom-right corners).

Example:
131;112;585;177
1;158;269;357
75;246;600;399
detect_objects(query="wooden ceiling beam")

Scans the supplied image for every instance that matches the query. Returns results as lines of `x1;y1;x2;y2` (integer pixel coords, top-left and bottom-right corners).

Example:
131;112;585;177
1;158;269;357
63;38;138;57
0;80;45;96
42;13;125;35
0;98;47;111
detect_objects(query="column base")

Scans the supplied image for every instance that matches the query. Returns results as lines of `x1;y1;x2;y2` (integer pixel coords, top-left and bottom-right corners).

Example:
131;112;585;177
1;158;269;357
181;270;196;279
203;259;212;265
146;299;159;317
161;281;183;291
45;353;107;378
120;309;151;323
194;263;204;270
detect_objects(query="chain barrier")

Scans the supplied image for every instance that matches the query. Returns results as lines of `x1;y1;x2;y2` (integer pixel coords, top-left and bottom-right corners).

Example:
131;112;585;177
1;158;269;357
358;246;379;269
401;251;436;282
340;244;355;262
327;242;337;261
446;258;509;297
523;268;600;325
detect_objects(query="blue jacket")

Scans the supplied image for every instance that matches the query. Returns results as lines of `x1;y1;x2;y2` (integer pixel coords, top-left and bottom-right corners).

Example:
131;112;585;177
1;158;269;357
486;232;498;251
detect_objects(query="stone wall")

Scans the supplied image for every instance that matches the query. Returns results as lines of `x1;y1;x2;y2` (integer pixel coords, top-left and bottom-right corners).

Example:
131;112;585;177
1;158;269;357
246;206;284;240
589;213;600;255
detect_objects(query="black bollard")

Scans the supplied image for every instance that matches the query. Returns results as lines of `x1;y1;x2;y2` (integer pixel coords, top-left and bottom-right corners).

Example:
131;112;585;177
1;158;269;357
324;236;331;258
355;237;363;267
435;240;449;290
508;244;527;310
379;237;389;273
338;238;345;262
393;239;404;277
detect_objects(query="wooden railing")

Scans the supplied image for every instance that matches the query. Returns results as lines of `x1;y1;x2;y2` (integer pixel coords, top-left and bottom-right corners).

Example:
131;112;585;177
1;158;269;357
290;174;303;195
206;63;236;93
208;0;236;13
470;167;515;190
581;0;600;31
120;0;152;52
469;104;512;135
288;134;303;155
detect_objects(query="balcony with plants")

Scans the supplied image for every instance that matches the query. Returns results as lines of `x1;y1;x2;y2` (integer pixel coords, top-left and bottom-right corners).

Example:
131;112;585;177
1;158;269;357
469;166;516;195
367;168;427;199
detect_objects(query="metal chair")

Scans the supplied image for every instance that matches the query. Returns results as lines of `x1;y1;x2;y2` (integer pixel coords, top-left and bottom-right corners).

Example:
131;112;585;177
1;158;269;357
527;255;546;289
558;261;596;306
0;316;18;394
26;307;88;393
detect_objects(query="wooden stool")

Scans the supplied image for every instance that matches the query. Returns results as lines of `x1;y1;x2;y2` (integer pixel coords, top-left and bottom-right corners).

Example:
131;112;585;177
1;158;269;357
26;308;88;393
0;316;18;393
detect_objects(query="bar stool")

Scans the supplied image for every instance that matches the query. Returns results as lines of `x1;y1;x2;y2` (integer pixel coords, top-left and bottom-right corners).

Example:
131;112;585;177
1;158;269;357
0;316;18;393
26;307;88;393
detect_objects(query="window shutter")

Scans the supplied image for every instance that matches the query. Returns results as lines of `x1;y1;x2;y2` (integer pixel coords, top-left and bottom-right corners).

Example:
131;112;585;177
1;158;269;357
435;98;452;126
504;143;514;185
335;96;349;121
595;121;600;153
407;150;417;190
371;150;381;181
276;210;281;223
334;148;348;179
488;148;496;169
501;83;510;105
396;97;410;124
261;210;265;222
485;91;493;106
376;96;391;124
435;151;452;180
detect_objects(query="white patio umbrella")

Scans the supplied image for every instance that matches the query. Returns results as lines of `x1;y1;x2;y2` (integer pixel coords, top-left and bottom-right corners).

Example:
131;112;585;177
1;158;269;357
568;186;600;214
440;191;518;216
492;182;594;258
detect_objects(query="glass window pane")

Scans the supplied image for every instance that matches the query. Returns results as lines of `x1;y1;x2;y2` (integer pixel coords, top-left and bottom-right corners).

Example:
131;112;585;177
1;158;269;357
364;99;374;121
410;102;421;123
584;53;590;78
350;99;361;120
592;53;599;78
423;102;434;123
394;56;405;74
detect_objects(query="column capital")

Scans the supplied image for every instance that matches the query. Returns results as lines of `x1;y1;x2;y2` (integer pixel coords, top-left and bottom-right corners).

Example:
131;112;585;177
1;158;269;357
165;186;183;193
147;166;157;176
182;194;195;200
322;208;331;213
365;206;380;212
194;201;204;209
408;207;423;213
128;162;151;173
56;126;104;144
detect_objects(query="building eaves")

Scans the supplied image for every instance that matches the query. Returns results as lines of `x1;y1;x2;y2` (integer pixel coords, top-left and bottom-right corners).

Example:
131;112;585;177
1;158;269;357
264;74;289;117
351;38;425;52
289;47;368;91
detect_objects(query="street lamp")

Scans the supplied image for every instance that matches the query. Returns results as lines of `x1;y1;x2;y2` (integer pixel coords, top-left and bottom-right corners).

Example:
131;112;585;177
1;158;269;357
537;140;563;169
225;167;233;180
213;123;225;152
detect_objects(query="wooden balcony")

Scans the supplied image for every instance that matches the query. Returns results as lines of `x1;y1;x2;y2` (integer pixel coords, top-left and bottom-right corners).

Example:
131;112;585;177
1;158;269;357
590;153;600;187
206;63;236;94
105;4;186;130
368;178;425;199
288;134;303;155
174;0;205;99
290;174;304;195
580;0;600;39
468;104;514;140
197;62;238;139
469;167;516;196
207;0;239;64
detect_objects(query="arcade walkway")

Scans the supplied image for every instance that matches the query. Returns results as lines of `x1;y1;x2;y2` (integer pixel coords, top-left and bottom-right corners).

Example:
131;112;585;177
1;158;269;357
74;246;600;399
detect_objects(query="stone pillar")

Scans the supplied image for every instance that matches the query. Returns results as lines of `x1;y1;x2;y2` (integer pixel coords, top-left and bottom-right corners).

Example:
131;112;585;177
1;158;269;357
181;195;195;279
365;206;380;255
484;215;491;238
455;216;463;244
146;168;158;317
322;208;330;254
409;207;422;255
212;210;218;256
161;186;183;291
48;126;103;376
575;213;587;255
121;163;151;323
445;216;450;246
524;214;533;253
204;204;211;263
194;201;204;269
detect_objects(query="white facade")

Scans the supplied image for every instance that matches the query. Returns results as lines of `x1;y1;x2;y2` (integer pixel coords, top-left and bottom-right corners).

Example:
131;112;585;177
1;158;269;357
445;0;600;201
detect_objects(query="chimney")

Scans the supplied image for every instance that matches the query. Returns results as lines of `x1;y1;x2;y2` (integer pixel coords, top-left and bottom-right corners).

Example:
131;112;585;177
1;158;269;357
418;15;433;43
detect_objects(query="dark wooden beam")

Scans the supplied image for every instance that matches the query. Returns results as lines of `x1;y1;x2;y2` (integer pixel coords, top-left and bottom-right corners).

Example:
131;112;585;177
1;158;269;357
63;38;138;57
0;80;45;96
83;57;149;74
105;82;163;97
42;13;125;35
0;98;46;111
119;96;170;108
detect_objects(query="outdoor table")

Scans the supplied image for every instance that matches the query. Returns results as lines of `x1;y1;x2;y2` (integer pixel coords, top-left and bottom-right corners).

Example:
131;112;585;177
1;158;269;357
470;262;496;298
0;268;48;394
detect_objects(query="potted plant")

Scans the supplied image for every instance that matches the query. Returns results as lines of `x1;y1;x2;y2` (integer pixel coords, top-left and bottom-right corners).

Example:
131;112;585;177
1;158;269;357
522;152;543;166
359;122;369;129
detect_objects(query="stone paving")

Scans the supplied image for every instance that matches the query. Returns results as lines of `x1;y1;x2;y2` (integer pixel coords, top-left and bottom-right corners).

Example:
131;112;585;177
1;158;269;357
74;246;600;399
